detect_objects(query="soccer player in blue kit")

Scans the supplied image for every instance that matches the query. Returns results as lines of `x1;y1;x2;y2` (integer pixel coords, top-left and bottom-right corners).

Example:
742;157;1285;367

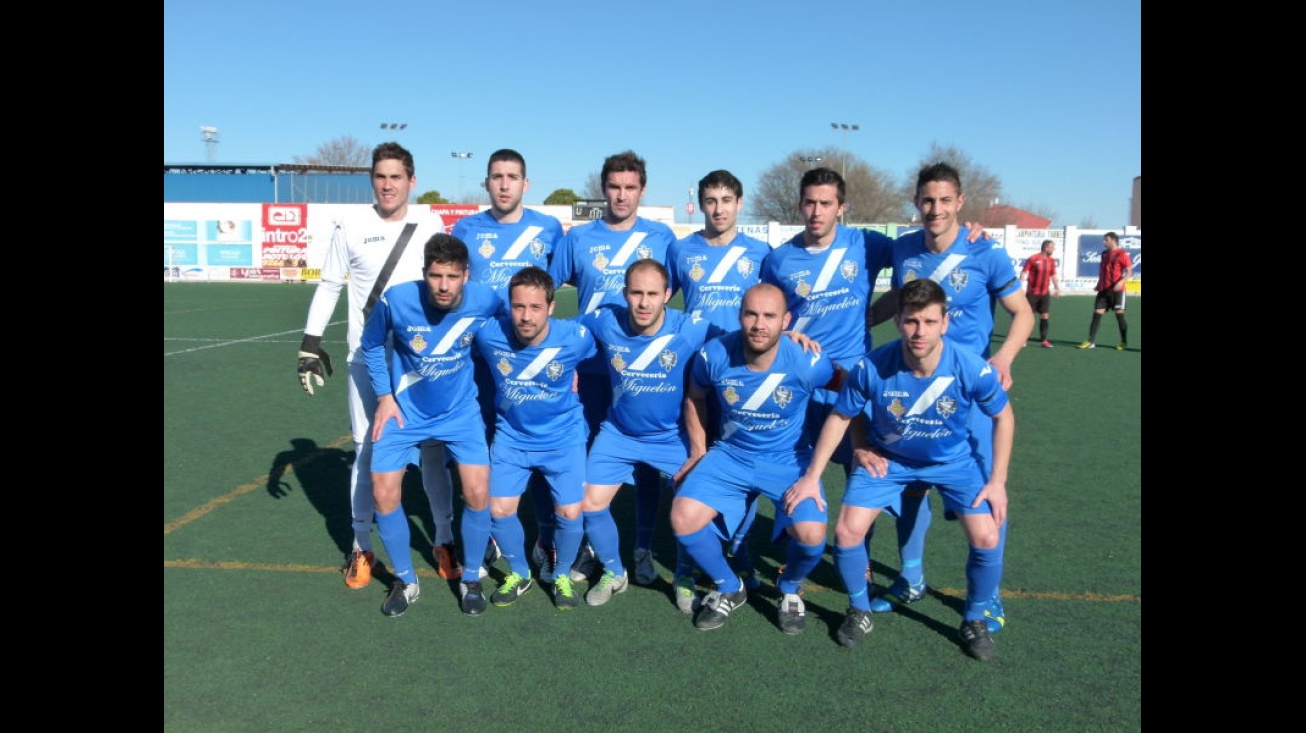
360;234;505;618
472;266;598;611
671;283;843;635
452;148;565;576
788;277;1014;660
861;162;1032;633
576;259;721;608
548;150;676;587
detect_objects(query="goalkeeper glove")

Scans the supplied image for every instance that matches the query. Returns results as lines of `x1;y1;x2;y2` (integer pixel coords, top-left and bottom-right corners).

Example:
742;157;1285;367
297;334;334;396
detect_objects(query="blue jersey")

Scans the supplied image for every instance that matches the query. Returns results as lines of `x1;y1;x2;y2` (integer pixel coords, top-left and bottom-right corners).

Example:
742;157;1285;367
760;225;893;368
834;338;1008;466
580;305;721;441
361;280;503;423
691;332;836;456
890;227;1022;358
667;231;772;331
452;208;563;310
547;217;675;317
472;316;598;449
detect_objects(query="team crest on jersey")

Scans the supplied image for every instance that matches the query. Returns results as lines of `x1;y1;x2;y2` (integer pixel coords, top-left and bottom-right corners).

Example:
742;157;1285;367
738;258;754;277
546;360;564;381
408;334;427;353
723;386;740;405
658;349;677;372
772;385;793;408
479;241;495;259
936;395;957;419
530;238;545;259
637;244;652;260
497;357;513;376
690;262;705;282
593;252;609;270
948;269;969;291
610;353;627;372
796;279;812;297
840;260;858;281
888;398;906;419
903;271;919;283
459;331;475;349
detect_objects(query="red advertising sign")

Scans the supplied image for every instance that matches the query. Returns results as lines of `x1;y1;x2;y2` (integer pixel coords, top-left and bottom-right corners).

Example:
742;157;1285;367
430;204;480;231
261;203;310;267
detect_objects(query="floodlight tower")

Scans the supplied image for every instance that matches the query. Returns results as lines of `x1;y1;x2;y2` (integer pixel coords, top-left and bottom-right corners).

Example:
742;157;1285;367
200;126;220;163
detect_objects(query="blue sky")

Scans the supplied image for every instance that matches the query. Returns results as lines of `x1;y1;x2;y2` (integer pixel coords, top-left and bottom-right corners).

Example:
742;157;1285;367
164;0;1141;228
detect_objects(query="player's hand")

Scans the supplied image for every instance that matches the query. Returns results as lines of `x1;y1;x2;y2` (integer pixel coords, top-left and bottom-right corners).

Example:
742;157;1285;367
853;446;888;477
297;335;334;396
972;479;1008;527
783;475;824;515
784;330;822;354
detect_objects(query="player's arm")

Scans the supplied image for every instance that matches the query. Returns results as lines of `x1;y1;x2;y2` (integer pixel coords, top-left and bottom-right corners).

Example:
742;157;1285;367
848;413;888;478
783;409;852;515
1114;252;1134;292
370;393;404;442
973;403;1014;527
673;378;710;487
783;330;822;354
1052;259;1062;297
867;287;899;328
989;289;1034;390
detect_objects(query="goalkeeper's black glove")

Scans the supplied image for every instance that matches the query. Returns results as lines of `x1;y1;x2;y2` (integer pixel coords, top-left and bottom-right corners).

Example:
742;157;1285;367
297;334;334;396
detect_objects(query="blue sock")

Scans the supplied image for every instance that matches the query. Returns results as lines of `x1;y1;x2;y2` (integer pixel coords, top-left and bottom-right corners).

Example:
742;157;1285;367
459;506;491;583
634;464;662;550
584;508;624;575
375;507;415;585
896;490;931;586
777;537;824;596
964;522;1006;622
677;525;737;593
528;473;555;549
554;513;584;578
834;543;872;611
490;513;528;578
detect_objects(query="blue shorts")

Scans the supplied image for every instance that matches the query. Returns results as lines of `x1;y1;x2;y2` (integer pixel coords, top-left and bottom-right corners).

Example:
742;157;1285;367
370;408;488;474
585;422;687;486
845;456;991;517
676;444;827;541
489;442;586;506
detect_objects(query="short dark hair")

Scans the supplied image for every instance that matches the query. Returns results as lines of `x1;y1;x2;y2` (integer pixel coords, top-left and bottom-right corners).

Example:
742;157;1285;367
698;170;742;203
509;266;555;304
372;142;415;178
898;277;948;316
602;150;648;189
423;234;469;272
1104;231;1119;244
915;162;962;197
487;148;526;177
624;258;669;289
799;167;845;204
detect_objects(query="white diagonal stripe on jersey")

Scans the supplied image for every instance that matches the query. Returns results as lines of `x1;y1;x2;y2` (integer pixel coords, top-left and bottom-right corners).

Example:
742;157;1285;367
518;347;562;380
584;292;606;314
707;247;746;283
432;318;478;353
791;316;812;333
395;371;422;395
741;373;786;410
927;254;967;283
503;226;543;259
628;335;677;370
812;248;848;292
905;377;955;416
610;232;648;266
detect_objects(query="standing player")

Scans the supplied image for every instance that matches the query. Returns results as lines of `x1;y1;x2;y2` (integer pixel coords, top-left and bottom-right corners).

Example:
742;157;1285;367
862;162;1032;632
296;142;462;590
361;234;503;617
1020;239;1062;347
548;150;675;586
472;267;597;611
577;259;721;608
1077;231;1133;351
666;169;774;593
452;148;565;575
672;284;842;635
788;278;1014;660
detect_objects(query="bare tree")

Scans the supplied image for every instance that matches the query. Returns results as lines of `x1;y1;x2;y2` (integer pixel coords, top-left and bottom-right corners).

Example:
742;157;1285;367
293;135;370;167
751;149;904;225
901;143;1004;224
583;171;603;200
